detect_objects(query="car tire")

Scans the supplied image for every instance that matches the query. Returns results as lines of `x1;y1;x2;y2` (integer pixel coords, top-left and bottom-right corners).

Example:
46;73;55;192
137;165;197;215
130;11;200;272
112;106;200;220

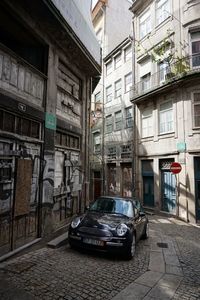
125;232;136;260
68;240;75;249
142;223;149;239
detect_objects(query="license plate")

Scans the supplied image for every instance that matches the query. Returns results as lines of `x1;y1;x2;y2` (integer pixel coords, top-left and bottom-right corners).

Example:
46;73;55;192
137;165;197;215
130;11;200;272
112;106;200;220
83;238;104;246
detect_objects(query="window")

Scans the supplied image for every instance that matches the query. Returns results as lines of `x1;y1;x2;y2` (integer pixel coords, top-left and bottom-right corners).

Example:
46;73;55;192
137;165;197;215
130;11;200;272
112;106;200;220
114;79;122;98
95;92;101;103
193;93;200;127
121;144;132;159
114;53;122;69
124;45;132;62
106;61;112;76
106;85;112;103
159;101;173;134
141;73;151;91
191;31;200;68
159;61;169;83
125;107;133;128
105;115;113;133
142;108;153;137
156;0;170;26
93;133;101;153
139;9;151;39
125;72;132;93
107;146;116;160
115;111;122;131
0;109;41;139
56;131;80;149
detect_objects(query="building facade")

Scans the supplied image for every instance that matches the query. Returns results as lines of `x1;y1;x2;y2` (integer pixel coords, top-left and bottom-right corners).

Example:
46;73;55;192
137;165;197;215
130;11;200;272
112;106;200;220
0;0;100;257
130;0;200;224
90;0;133;200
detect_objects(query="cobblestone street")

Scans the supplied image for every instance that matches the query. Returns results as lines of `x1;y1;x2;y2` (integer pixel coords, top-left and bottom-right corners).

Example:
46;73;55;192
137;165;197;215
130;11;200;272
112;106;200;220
0;214;200;300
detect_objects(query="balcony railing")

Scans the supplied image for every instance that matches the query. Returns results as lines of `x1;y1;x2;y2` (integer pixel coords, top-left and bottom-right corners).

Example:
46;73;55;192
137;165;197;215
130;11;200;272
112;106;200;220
130;54;200;100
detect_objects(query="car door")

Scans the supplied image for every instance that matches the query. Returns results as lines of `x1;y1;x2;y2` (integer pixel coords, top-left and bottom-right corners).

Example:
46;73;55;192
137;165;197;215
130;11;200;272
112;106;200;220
133;207;144;241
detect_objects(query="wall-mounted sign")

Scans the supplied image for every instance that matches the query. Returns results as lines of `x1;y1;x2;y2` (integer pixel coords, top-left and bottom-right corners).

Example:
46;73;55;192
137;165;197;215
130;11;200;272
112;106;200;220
18;103;26;112
45;112;57;130
177;142;186;153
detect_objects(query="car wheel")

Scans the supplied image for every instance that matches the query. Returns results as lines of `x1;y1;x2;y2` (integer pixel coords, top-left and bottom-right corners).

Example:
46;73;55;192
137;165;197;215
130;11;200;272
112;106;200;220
68;240;75;249
125;233;136;260
142;223;149;239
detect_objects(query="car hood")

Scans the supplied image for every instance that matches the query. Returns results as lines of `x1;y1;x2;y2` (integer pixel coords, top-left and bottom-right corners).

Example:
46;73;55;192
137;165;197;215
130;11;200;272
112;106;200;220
79;211;129;229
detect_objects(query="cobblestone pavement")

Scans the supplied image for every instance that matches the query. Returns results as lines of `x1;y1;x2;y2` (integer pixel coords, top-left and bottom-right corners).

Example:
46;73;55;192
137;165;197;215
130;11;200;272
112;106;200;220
0;214;200;300
150;215;200;300
0;237;149;299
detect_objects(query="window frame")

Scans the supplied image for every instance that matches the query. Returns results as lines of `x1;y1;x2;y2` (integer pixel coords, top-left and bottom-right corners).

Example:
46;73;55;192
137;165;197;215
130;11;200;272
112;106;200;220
106;85;112;103
191;31;200;68
139;8;151;39
156;0;170;26
192;92;200;128
114;53;122;69
141;73;151;92
158;61;169;83
95;92;101;103
125;106;133;128
106;60;112;76
159;100;174;134
125;72;132;93
115;110;122;131
141;107;153;138
105;115;113;134
114;79;122;98
93;132;101;153
124;45;132;62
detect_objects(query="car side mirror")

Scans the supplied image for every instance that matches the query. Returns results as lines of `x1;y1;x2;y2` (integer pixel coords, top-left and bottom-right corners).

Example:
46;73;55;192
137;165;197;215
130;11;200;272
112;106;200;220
85;205;89;211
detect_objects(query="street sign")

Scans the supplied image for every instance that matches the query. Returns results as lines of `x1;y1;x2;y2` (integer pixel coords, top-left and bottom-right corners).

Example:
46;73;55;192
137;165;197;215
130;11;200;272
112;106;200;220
170;162;182;174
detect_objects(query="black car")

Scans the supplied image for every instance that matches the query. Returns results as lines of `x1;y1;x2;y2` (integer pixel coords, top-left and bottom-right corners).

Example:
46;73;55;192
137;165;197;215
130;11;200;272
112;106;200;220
68;196;148;259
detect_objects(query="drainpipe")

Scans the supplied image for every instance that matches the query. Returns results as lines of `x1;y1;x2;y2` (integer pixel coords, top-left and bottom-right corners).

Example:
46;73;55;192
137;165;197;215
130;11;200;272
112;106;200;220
131;14;136;197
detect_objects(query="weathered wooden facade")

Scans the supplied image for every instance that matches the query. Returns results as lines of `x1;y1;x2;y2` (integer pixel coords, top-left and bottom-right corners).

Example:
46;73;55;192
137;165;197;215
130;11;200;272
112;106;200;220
0;0;101;257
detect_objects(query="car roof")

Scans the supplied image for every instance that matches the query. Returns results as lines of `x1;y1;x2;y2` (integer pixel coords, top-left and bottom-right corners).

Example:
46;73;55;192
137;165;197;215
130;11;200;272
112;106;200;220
97;196;139;203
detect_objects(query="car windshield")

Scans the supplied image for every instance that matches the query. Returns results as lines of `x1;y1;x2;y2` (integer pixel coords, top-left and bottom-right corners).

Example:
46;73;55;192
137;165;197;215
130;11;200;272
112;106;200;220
89;197;134;218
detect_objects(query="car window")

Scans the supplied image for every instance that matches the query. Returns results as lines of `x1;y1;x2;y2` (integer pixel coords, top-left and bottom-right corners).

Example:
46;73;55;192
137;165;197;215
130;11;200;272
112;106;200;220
89;198;134;217
133;199;144;213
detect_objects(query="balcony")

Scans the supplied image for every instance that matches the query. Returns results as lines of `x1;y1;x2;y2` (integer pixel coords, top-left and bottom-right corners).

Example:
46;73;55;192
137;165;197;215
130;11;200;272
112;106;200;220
0;44;46;107
130;54;200;101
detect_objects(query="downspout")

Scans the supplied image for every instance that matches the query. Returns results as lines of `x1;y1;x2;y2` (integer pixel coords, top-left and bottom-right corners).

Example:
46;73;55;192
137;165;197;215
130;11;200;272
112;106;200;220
101;4;106;196
131;14;136;197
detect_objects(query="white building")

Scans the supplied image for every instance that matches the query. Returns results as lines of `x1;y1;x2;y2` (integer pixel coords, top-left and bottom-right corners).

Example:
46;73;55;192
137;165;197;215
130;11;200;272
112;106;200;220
90;0;133;200
130;0;200;224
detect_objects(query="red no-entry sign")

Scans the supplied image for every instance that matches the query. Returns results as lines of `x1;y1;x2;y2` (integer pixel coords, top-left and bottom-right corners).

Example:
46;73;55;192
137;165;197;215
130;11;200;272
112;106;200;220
170;162;182;174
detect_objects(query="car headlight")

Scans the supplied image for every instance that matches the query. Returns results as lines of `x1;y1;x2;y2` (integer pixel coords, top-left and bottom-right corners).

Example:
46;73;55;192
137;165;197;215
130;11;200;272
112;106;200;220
116;223;128;236
71;217;81;229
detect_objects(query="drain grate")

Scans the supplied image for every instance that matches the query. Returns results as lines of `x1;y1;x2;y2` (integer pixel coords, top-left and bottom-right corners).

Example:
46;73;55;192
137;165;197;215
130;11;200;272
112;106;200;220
157;242;168;248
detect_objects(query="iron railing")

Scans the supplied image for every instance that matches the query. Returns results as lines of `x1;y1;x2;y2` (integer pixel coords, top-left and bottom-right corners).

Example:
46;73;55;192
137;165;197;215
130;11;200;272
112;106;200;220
130;54;200;100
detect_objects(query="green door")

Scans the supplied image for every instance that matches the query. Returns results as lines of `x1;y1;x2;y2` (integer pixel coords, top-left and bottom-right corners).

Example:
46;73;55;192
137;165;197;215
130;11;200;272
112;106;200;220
143;176;154;207
161;171;176;214
194;157;200;221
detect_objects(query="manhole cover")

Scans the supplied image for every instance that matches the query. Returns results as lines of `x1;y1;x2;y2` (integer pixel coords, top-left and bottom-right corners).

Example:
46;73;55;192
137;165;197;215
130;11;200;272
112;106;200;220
157;242;168;248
